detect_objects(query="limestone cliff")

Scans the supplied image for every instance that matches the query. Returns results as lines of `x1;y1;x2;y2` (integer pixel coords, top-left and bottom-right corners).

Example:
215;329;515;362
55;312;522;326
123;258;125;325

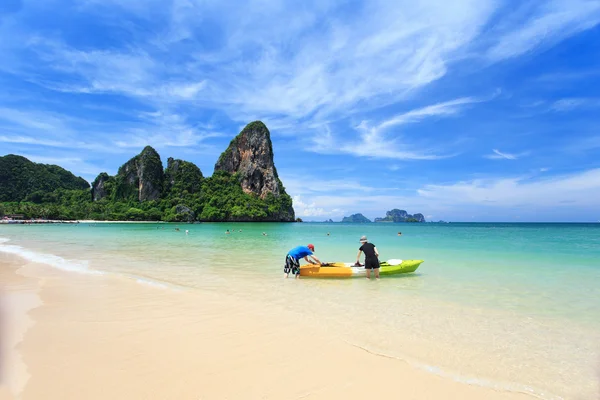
91;172;111;201
411;213;426;223
114;146;164;202
164;157;203;197
214;121;295;221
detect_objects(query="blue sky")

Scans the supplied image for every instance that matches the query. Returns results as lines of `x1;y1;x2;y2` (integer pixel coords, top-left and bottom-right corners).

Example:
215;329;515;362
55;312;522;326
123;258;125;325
1;0;600;222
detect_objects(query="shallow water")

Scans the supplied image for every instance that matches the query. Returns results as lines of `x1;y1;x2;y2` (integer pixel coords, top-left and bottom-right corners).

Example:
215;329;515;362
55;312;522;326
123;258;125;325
1;222;599;399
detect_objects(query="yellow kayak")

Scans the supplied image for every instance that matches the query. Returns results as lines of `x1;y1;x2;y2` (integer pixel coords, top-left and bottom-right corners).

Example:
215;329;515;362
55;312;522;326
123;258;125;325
299;259;423;278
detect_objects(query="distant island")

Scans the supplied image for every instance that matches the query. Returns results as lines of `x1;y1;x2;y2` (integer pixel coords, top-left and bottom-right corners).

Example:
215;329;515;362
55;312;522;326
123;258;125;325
339;209;425;223
340;208;426;223
341;213;372;223
0;121;295;222
375;209;425;223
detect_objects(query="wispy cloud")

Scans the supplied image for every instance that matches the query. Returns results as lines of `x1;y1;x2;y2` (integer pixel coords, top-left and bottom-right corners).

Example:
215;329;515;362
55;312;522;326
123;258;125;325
113;111;224;148
486;0;600;61
3;0;600;126
536;69;600;83
1;0;499;124
550;98;600;112
375;97;482;131
320;97;484;160
566;135;600;154
0;135;65;147
0;106;219;152
484;149;530;160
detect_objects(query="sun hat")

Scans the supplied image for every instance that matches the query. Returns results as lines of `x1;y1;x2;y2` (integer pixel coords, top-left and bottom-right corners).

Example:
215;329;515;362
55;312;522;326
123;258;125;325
359;235;368;242
307;244;315;251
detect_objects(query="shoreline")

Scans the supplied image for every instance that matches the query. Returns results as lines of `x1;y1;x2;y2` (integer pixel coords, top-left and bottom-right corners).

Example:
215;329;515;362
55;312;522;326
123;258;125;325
0;220;165;224
0;253;536;400
2;219;599;224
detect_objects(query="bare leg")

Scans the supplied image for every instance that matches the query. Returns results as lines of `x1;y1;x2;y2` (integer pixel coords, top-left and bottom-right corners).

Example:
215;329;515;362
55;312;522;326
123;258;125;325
375;268;380;279
285;273;289;278
366;269;371;280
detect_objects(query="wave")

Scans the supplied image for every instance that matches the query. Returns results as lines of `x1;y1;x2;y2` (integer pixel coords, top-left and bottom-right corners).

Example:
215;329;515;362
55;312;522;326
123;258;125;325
133;277;172;290
0;237;186;292
0;237;100;275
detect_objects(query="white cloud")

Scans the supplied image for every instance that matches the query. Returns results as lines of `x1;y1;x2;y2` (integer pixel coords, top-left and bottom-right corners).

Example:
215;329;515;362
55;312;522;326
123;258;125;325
484;149;530;160
281;175;381;196
312;96;483;160
0;107;75;134
292;196;344;217
0;106;219;153
113;110;224;148
4;0;600;128
10;0;498;124
287;168;600;220
376;97;481;131
486;0;600;61
417;169;600;208
27;39;209;103
0;135;65;147
284;174;426;219
550;98;600;112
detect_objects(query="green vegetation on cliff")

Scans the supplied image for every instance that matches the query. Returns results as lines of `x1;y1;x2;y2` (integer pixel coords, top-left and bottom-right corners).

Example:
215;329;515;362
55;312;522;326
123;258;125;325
1;122;296;222
1;170;293;222
0;155;89;202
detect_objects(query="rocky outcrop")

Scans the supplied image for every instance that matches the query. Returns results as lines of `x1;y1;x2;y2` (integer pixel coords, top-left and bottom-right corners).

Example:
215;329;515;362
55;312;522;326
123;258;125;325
342;213;372;223
164;157;203;196
411;213;426;223
214;121;295;221
114;146;164;202
375;209;425;223
91;172;111;201
1;121;296;222
175;204;195;222
214;121;282;199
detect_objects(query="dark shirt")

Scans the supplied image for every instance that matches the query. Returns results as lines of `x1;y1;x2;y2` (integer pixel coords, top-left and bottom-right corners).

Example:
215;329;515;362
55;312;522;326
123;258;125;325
359;242;378;259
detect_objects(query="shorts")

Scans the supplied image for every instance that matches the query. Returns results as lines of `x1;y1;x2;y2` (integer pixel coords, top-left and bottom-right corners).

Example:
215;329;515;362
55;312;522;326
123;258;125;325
364;257;380;270
284;254;300;275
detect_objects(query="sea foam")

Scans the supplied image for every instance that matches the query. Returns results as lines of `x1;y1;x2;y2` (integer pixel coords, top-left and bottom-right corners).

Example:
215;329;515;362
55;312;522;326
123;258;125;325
0;237;100;275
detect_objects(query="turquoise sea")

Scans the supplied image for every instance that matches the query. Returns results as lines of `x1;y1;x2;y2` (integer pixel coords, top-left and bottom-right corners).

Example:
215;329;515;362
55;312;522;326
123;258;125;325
1;222;599;399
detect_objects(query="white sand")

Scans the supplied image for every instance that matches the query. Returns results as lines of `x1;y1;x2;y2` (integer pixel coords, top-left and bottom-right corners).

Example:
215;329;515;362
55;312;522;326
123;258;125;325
0;254;534;400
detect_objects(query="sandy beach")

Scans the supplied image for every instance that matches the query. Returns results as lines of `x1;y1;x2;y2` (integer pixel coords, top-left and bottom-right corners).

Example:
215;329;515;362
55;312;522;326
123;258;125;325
0;252;537;400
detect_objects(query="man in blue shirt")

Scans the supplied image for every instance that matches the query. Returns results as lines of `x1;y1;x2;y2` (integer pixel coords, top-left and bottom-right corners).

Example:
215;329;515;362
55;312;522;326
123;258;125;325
284;244;322;279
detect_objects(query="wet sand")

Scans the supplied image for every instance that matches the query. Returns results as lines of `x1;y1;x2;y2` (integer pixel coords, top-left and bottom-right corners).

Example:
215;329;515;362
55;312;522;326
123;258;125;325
0;253;534;400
